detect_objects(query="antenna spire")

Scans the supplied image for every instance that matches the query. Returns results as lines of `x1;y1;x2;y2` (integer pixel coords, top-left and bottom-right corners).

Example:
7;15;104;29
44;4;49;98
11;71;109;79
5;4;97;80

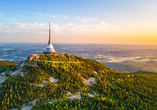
44;22;57;55
48;22;51;44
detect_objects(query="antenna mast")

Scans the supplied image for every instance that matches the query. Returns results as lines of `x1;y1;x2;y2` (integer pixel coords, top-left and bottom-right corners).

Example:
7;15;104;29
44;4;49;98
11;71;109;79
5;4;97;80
48;22;51;44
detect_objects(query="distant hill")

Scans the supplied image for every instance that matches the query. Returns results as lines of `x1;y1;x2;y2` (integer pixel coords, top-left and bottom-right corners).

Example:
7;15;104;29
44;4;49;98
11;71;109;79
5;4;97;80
0;54;157;110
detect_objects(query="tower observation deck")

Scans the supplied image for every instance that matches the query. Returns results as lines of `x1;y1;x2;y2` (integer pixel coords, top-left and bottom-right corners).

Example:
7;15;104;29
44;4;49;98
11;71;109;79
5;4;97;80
43;22;57;55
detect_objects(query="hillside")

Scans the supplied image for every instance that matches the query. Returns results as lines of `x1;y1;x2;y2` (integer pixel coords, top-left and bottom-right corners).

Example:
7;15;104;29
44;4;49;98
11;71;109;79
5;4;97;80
0;54;157;110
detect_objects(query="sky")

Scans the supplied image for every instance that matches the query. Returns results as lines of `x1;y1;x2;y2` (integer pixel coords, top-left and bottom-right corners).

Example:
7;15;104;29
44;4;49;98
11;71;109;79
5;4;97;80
0;0;157;45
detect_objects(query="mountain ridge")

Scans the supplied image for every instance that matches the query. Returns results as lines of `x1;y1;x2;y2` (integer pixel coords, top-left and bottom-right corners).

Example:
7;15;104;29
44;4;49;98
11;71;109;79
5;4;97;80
0;54;157;110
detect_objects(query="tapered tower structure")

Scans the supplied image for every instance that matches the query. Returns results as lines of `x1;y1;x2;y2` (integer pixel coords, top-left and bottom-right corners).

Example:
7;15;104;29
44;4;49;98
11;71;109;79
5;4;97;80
44;22;57;55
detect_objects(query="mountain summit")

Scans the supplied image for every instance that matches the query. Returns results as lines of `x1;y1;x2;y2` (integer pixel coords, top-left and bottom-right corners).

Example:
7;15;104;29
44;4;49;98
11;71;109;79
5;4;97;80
0;54;157;110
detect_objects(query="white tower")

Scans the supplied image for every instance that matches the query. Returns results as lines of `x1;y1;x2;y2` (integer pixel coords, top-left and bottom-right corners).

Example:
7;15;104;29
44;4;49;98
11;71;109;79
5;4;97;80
44;22;57;55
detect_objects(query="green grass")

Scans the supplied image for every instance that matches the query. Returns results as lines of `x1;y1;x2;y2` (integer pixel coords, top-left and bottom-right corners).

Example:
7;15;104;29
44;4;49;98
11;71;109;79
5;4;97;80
27;60;37;65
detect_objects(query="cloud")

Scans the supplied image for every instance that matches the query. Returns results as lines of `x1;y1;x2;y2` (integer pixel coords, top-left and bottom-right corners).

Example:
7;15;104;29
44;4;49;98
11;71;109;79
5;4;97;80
38;13;42;15
67;23;73;26
0;23;10;32
0;14;3;16
13;23;47;33
62;21;108;33
45;14;69;19
75;17;97;23
30;12;100;22
31;12;43;16
0;23;47;33
0;21;118;43
9;22;63;34
45;14;56;18
0;23;8;29
30;12;68;19
30;12;36;14
51;24;62;34
0;17;18;22
0;21;115;38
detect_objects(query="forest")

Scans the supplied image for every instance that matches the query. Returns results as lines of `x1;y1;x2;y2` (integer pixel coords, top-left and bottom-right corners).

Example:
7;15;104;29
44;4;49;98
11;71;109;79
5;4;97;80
0;61;16;73
0;54;157;110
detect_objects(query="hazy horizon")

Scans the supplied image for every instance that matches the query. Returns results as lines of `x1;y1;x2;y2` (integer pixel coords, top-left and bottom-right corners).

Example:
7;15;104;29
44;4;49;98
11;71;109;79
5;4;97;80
1;42;157;46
